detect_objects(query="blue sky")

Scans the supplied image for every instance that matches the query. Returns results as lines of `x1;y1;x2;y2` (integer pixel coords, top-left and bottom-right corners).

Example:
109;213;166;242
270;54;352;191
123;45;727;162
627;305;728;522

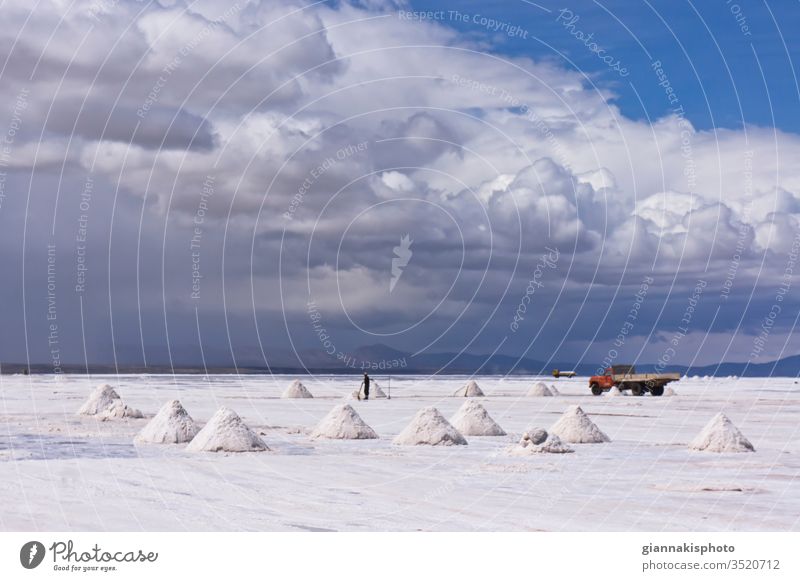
410;0;800;133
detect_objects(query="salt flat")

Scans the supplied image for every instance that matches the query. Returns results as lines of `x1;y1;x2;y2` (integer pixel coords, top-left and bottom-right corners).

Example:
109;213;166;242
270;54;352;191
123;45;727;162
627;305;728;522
0;374;798;532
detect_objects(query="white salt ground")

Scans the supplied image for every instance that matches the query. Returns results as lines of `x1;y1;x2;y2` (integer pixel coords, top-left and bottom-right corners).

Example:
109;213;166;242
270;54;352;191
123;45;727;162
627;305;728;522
453;380;484;397
550;405;610;443
449;400;506;436
394;406;467;446
311;404;378;440
135;400;199;444
186;407;269;453
688;412;754;453
282;379;313;399
77;384;120;416
3;374;800;532
526;382;553;397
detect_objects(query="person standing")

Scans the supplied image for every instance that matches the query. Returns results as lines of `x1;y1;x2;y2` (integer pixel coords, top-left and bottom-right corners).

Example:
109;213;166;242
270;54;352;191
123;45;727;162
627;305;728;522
360;372;370;400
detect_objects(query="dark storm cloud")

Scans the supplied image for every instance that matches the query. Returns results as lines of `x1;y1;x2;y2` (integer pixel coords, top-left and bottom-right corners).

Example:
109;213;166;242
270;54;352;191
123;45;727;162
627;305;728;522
45;98;217;151
2;0;800;369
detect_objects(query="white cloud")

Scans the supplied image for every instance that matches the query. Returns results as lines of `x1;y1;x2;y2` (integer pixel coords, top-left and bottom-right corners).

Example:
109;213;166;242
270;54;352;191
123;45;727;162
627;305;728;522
5;0;800;364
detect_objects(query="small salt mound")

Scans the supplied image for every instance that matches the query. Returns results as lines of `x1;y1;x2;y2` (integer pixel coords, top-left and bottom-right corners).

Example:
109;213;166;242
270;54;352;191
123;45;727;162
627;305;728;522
550;405;610;443
453;380;484;397
135;400;199;444
449;400;506;436
311;404;378;440
349;384;387;400
100;400;144;419
509;429;573;455
549;384;559;395
607;386;622;397
281;379;313;399
664;387;676;396
77;384;120;415
526;382;553;397
393;406;467;446
688;412;754;453
186;407;268;453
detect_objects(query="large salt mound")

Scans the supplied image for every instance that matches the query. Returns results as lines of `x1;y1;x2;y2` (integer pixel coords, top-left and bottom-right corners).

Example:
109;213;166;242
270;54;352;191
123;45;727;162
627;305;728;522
100;400;144;419
282;379;313;399
135;400;199;444
393;407;467;446
550;405;610;443
449;400;506;436
453;380;484;397
607;386;623;397
664;387;676;396
311;404;378;440
186;407;269;453
688;412;754;453
526;382;553;397
509;429;573;455
77;384;121;416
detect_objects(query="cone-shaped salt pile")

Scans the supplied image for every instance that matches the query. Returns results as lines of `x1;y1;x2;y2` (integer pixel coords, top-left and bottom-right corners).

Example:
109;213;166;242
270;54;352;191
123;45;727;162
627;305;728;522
607;386;622;397
509;429;573;455
311;404;379;440
135;400;199;444
186;407;268;452
100;400;143;419
349;384;387;400
449;400;506;436
549;384;560;395
282;379;313;399
664;387;676;396
393;407;467;446
688;412;754;453
526;382;553;397
77;384;121;415
453;380;484;397
550;405;610;443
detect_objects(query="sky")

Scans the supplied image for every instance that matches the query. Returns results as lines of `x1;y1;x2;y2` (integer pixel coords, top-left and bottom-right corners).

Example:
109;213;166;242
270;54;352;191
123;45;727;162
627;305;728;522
1;0;800;371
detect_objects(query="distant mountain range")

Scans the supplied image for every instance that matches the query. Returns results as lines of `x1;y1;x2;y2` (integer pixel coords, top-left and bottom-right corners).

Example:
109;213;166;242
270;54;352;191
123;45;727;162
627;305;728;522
343;344;800;377
4;343;798;377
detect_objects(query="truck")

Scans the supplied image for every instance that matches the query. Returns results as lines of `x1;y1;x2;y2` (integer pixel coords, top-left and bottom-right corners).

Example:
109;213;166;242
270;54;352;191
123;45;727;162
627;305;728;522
552;369;577;378
589;365;680;396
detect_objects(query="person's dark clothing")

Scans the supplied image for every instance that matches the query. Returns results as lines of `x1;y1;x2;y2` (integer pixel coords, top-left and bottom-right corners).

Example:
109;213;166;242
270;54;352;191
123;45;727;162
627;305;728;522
363;375;370;400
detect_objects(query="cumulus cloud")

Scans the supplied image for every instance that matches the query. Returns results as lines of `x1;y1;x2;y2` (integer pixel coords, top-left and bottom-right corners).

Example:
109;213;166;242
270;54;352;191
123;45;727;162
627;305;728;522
2;0;800;367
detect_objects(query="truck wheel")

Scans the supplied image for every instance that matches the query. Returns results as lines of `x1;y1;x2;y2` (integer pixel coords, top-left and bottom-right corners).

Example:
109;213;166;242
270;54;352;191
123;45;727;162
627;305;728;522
651;385;664;396
591;383;603;396
631;383;644;396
